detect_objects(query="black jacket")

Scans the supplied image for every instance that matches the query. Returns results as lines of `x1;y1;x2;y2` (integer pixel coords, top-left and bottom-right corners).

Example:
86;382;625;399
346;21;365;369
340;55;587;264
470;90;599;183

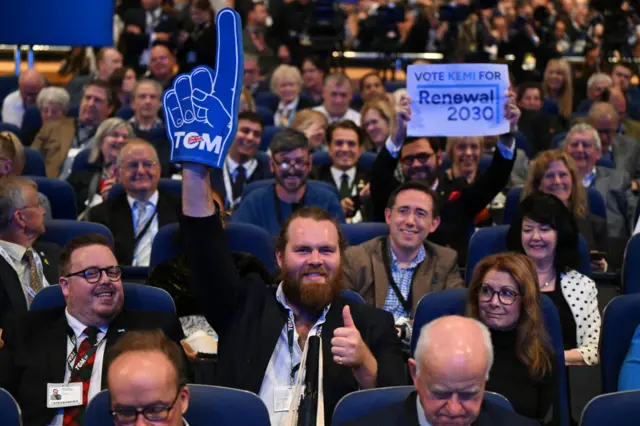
181;213;407;424
339;391;540;426
87;191;180;265
370;144;515;265
0;308;184;426
312;164;372;221
177;21;217;73
0;241;60;328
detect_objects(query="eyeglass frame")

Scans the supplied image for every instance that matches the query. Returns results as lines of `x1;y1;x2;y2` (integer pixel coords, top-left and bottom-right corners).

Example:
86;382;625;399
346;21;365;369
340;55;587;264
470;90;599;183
111;385;184;424
120;160;159;172
400;152;434;167
271;156;309;171
64;266;123;284
479;285;521;306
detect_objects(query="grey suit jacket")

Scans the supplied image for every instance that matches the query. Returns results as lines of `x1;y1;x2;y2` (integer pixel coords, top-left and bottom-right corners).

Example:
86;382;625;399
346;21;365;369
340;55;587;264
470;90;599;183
510;148;529;187
613;135;640;183
592;166;638;238
343;236;464;314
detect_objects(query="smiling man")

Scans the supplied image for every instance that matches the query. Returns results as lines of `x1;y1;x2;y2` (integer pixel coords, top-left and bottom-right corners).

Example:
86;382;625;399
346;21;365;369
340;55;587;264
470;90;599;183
342;316;538;426
0;234;184;426
180;161;406;426
343;181;463;344
222;112;273;210
233;129;345;235
312;120;371;221
87;140;180;266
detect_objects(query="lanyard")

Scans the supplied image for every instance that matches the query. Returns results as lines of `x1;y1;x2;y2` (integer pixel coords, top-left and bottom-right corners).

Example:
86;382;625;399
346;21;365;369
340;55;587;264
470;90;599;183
381;237;425;318
273;186;306;226
66;327;103;374
286;316;323;387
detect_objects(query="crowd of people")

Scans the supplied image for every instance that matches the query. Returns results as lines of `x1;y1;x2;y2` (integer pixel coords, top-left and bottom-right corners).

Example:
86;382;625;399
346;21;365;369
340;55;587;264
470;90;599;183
1;0;640;425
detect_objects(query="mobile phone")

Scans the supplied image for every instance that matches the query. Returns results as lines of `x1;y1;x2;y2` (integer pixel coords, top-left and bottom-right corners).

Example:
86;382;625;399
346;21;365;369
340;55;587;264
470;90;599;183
589;251;607;262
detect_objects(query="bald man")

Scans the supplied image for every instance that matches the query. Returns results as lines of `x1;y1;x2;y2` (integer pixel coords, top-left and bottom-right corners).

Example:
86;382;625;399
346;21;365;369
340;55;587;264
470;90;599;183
66;48;123;105
107;330;190;426
341;316;537;426
1;69;45;127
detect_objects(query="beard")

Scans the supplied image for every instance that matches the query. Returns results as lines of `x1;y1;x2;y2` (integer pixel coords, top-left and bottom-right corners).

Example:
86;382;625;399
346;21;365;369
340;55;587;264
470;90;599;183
405;164;437;186
281;264;343;317
275;170;308;193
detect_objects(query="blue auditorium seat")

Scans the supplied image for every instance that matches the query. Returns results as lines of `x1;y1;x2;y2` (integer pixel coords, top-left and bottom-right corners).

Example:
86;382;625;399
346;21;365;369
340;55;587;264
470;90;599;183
27;176;77;219
23;148;46;176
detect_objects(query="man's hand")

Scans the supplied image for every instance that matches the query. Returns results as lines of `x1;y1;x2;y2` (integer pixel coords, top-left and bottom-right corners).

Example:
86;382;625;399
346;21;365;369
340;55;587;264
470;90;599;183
163;8;243;168
331;306;373;368
99;177;117;199
504;89;520;134
0;329;4;349
392;94;412;148
126;24;142;35
341;198;355;217
359;183;371;199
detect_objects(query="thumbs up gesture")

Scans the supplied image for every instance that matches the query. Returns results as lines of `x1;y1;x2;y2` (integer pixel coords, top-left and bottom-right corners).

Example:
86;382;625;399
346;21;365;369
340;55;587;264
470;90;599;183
331;306;371;368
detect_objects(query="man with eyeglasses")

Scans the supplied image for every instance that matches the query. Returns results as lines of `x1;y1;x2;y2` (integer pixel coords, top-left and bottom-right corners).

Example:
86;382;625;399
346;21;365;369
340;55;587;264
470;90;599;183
587;101;640;192
0;233;184;426
371;93;521;266
0;177;59;328
106;330;190;426
233;128;345;235
87;140;180;266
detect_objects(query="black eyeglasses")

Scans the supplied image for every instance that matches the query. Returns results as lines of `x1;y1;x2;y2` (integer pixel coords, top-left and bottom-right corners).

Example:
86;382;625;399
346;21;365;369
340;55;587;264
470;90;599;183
400;152;433;166
111;387;183;424
64;266;122;284
479;285;520;306
272;157;309;170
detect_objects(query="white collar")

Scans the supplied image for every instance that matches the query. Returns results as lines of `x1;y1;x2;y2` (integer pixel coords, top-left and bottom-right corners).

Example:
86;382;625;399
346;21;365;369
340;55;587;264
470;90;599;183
277;96;299;113
416;394;432;426
127;190;159;209
226;156;258;175
0;239;28;263
65;308;108;340
330;166;356;184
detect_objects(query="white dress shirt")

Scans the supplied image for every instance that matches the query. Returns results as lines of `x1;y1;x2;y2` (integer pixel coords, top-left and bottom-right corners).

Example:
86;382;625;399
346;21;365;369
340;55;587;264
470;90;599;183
258;283;330;426
223;157;258;207
127;190;159;267
49;310;109;426
0;240;50;307
1;90;24;127
634;216;640;236
312;105;361;124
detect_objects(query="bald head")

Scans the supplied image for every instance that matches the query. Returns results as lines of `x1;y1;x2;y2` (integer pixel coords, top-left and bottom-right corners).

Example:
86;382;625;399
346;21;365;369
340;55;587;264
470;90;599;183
608;87;627;119
18;70;45;108
414;316;493;379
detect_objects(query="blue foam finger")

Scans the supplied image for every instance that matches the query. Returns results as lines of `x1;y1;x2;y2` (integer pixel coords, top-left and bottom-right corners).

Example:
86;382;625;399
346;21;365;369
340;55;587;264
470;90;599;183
161;8;243;169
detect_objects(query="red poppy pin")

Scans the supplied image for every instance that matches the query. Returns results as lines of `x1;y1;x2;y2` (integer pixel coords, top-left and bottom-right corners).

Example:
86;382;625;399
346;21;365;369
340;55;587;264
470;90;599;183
448;191;462;202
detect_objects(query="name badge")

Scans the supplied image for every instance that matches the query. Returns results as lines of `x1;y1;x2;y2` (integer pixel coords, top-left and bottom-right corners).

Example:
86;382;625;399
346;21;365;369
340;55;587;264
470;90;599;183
274;386;293;412
46;383;83;409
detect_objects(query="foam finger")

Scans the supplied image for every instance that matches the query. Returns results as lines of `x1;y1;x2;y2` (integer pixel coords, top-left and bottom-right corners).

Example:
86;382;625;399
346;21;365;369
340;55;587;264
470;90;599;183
175;75;196;123
212;8;243;110
163;90;184;127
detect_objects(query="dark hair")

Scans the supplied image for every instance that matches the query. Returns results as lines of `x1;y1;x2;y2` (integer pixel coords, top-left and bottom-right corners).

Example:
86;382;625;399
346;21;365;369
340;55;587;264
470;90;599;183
326;120;365;147
359;72;383;93
400;137;442;157
506;192;580;272
270;128;309;155
275;206;348;256
105;329;187;388
386;180;440;218
84;79;116;107
238;111;263;128
109;67;136;92
96;47;119;65
59;233;115;276
192;0;214;14
249;1;265;12
302;55;329;76
516;82;543;103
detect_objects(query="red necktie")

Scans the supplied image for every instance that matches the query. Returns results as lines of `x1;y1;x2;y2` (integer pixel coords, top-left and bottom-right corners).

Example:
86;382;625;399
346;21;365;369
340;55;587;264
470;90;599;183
63;327;100;426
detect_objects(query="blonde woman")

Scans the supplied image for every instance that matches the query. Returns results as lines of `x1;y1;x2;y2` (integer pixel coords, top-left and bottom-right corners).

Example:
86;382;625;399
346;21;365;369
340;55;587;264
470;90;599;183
290;109;329;152
270;65;315;127
360;99;396;152
543;59;573;121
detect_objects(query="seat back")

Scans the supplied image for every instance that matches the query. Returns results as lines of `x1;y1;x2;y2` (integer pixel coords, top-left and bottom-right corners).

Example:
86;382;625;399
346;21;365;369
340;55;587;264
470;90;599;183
622;234;640;294
256;105;274;127
20;105;43;145
40;219;114;246
150;222;277;274
260;125;282;151
600;294;640;392
410;289;571;426
85;385;271;426
0;388;21;426
341;289;365;304
332;386;414;425
466;225;591;284
242;178;340;200
484;391;513;411
31;283;176;313
255;92;279;111
340;223;389;246
71;149;95;174
27;176;77;219
580;390;640;426
23;148;47;176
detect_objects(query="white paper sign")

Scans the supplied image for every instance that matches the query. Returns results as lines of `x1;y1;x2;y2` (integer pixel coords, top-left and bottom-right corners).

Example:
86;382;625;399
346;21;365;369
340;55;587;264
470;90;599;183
407;63;510;137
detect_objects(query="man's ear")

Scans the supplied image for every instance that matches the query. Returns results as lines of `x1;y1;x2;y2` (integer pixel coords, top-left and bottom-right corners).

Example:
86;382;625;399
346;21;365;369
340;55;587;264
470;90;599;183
59;277;70;298
276;249;284;270
429;216;441;234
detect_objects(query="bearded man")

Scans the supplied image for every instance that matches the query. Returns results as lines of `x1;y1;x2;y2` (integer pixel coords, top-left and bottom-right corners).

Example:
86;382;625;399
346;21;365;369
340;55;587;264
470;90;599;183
179;161;406;426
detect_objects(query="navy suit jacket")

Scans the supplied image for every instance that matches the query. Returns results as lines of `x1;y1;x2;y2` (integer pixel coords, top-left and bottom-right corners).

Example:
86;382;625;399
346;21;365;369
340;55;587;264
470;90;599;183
339;391;539;426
